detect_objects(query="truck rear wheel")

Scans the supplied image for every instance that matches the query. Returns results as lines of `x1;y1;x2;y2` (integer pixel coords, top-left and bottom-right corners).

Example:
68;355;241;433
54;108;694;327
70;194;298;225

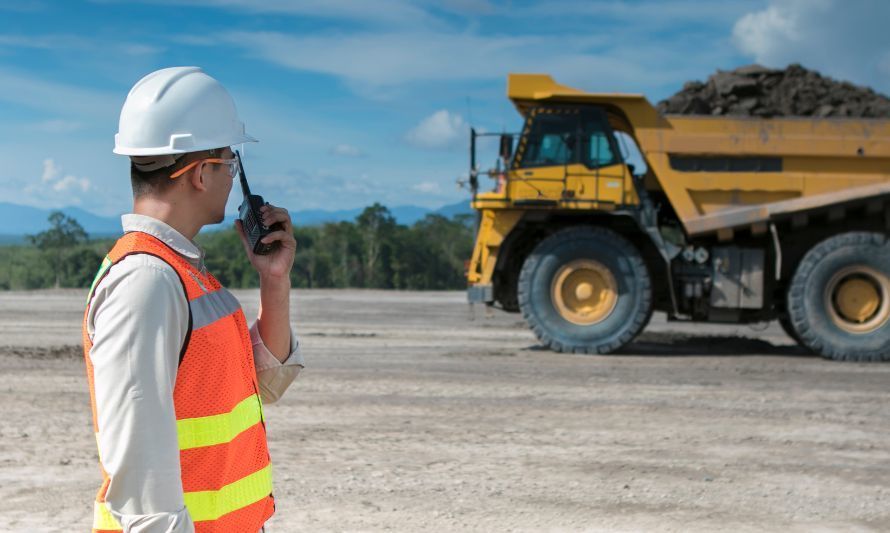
518;227;652;354
787;231;890;361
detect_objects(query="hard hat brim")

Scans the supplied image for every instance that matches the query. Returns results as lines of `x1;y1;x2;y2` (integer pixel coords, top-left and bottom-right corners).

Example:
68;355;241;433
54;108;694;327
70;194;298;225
114;132;258;156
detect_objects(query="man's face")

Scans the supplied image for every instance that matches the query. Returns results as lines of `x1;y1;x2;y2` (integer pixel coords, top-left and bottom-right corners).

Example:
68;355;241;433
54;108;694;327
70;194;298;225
205;147;235;224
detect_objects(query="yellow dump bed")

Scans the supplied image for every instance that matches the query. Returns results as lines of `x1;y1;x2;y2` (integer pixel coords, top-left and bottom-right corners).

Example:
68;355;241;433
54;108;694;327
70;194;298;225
508;74;890;237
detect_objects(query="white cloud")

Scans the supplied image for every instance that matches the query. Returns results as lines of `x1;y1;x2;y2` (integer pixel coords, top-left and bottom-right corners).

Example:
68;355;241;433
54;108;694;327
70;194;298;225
102;0;439;27
406;110;466;149
0;34;94;50
732;0;824;61
0;67;119;120
330;143;365;157
41;158;61;183
27;158;92;202
411;181;442;194
0;33;163;57
218;24;739;99
732;0;890;92
119;43;163;55
228;168;389;211
518;1;755;23
53;174;91;193
116;0;755;29
190;1;756;95
222;30;540;87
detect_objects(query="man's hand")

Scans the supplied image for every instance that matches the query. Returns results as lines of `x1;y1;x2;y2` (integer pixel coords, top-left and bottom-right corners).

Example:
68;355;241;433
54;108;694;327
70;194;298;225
235;204;296;281
236;204;295;360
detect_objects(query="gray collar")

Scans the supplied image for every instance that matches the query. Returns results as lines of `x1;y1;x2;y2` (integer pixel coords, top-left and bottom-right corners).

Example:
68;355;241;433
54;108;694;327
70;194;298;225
121;214;205;270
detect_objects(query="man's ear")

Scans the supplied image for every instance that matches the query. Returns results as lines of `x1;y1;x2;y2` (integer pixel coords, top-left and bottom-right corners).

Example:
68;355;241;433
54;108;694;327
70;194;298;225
188;161;208;192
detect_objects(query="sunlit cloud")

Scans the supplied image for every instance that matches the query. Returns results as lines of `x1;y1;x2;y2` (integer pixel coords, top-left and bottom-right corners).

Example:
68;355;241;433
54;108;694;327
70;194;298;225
330;144;365;158
23;158;93;206
406;110;466;149
732;0;890;92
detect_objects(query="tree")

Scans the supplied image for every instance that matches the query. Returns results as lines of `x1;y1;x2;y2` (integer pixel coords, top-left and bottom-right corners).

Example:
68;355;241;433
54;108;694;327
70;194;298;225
1;203;479;291
27;211;88;288
356;203;396;288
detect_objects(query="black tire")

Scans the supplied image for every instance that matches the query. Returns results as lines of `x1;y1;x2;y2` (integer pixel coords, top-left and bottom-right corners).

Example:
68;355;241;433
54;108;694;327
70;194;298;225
778;316;803;345
518;226;652;354
787;231;890;361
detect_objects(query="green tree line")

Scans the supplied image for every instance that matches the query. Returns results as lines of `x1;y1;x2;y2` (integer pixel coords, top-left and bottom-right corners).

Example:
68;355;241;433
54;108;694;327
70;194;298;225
0;204;476;291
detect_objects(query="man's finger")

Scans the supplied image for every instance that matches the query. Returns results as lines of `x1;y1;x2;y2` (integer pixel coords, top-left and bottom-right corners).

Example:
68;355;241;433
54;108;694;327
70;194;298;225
262;207;292;231
260;229;296;246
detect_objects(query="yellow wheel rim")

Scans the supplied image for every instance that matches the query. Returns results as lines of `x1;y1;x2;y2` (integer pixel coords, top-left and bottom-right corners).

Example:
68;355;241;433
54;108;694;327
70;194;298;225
551;259;618;325
825;265;890;334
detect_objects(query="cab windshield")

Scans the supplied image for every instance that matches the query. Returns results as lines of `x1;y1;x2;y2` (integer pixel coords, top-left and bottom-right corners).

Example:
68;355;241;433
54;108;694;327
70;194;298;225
514;107;620;169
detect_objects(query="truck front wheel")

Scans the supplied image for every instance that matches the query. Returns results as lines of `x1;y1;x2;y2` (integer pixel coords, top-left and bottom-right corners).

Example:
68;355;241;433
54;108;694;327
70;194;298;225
787;231;890;361
518;227;652;354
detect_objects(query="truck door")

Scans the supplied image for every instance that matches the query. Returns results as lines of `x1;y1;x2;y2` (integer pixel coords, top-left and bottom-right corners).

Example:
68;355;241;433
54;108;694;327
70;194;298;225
510;106;634;206
570;109;635;206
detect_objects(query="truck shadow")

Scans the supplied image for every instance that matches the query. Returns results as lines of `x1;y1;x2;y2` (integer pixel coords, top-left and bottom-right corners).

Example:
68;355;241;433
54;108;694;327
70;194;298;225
615;332;812;357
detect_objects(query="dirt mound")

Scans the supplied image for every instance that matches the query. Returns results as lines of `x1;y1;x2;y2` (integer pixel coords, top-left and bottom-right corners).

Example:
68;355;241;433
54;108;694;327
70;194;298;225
657;64;890;118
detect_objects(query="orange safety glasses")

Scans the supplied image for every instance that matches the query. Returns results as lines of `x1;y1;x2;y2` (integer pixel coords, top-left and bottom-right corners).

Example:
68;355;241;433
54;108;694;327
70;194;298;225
169;158;238;179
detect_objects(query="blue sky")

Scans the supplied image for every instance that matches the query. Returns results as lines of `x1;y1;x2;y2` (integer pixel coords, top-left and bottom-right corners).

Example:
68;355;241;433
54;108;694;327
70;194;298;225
2;0;890;217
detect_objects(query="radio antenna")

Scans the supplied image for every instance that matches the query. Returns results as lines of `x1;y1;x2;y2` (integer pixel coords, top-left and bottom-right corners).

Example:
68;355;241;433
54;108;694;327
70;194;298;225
235;149;251;196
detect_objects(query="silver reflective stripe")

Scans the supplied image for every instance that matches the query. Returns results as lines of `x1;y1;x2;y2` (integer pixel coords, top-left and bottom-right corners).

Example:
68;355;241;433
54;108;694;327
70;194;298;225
190;288;241;330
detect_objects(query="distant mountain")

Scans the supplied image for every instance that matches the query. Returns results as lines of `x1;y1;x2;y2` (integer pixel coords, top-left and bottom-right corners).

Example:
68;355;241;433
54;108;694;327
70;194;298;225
289;202;470;225
0;234;26;245
0;202;123;238
433;200;473;219
290;204;429;226
1;199;474;240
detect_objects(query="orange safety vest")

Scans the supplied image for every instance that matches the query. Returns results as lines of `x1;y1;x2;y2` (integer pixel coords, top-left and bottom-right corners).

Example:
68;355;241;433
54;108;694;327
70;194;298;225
82;231;274;532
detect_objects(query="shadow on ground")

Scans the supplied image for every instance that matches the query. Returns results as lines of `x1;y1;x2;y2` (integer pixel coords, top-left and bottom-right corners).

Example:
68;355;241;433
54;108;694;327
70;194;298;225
523;333;813;358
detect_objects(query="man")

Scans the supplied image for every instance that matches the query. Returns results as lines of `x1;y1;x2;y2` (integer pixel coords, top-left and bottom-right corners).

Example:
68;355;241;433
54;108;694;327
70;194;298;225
82;66;302;532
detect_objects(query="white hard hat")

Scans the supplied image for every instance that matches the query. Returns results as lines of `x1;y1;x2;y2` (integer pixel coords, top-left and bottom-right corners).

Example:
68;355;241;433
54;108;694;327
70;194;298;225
114;66;257;156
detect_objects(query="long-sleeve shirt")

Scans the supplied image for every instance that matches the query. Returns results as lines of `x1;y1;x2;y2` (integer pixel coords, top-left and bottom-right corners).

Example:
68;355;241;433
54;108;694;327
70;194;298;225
85;214;303;533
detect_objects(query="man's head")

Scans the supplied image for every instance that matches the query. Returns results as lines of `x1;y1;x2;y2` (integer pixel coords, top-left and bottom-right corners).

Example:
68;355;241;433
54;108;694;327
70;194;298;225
114;67;256;225
129;146;236;224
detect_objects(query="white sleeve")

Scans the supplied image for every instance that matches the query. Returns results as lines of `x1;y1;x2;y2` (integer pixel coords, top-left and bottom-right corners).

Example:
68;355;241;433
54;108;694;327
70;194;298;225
249;321;303;404
88;255;195;533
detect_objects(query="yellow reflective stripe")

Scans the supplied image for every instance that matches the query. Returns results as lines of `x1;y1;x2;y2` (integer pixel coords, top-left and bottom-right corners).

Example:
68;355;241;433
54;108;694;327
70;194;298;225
86;256;113;304
184;464;272;523
93;501;122;531
94;432;101;461
177;394;262;450
91;466;273;529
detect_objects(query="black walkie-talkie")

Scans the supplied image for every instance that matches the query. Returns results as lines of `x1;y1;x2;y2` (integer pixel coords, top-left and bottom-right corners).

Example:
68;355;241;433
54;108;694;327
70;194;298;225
236;150;280;255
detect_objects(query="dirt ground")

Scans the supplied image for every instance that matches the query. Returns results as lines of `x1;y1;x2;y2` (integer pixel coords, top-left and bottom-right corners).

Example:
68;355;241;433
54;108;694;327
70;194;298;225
0;289;888;532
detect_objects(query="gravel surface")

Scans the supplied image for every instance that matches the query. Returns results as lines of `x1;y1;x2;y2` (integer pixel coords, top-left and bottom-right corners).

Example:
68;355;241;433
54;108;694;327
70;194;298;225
0;289;888;532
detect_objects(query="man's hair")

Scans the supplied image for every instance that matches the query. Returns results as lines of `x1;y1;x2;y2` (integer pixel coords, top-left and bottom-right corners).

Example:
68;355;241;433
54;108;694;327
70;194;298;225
130;148;222;198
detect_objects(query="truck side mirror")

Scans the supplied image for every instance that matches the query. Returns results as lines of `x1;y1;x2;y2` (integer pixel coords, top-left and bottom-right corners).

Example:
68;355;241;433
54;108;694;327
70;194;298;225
499;134;513;161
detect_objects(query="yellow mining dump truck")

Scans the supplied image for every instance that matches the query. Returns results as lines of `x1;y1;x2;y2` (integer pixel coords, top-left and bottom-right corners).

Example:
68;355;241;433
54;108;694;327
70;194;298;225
466;74;890;361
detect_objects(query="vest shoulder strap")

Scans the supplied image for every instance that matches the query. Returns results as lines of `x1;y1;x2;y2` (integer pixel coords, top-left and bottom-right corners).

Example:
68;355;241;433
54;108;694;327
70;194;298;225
87;231;200;365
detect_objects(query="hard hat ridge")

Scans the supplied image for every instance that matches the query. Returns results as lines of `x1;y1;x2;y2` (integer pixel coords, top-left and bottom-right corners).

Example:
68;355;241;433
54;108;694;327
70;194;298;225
138;66;203;103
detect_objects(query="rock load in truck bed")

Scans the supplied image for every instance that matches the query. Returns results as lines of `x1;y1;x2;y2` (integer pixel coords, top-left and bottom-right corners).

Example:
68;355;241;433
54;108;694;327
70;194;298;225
657;64;890;118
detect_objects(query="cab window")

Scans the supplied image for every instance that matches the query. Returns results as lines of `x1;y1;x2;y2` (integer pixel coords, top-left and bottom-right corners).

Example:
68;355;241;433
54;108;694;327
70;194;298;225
587;131;617;167
580;111;620;169
516;107;620;169
521;113;577;167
